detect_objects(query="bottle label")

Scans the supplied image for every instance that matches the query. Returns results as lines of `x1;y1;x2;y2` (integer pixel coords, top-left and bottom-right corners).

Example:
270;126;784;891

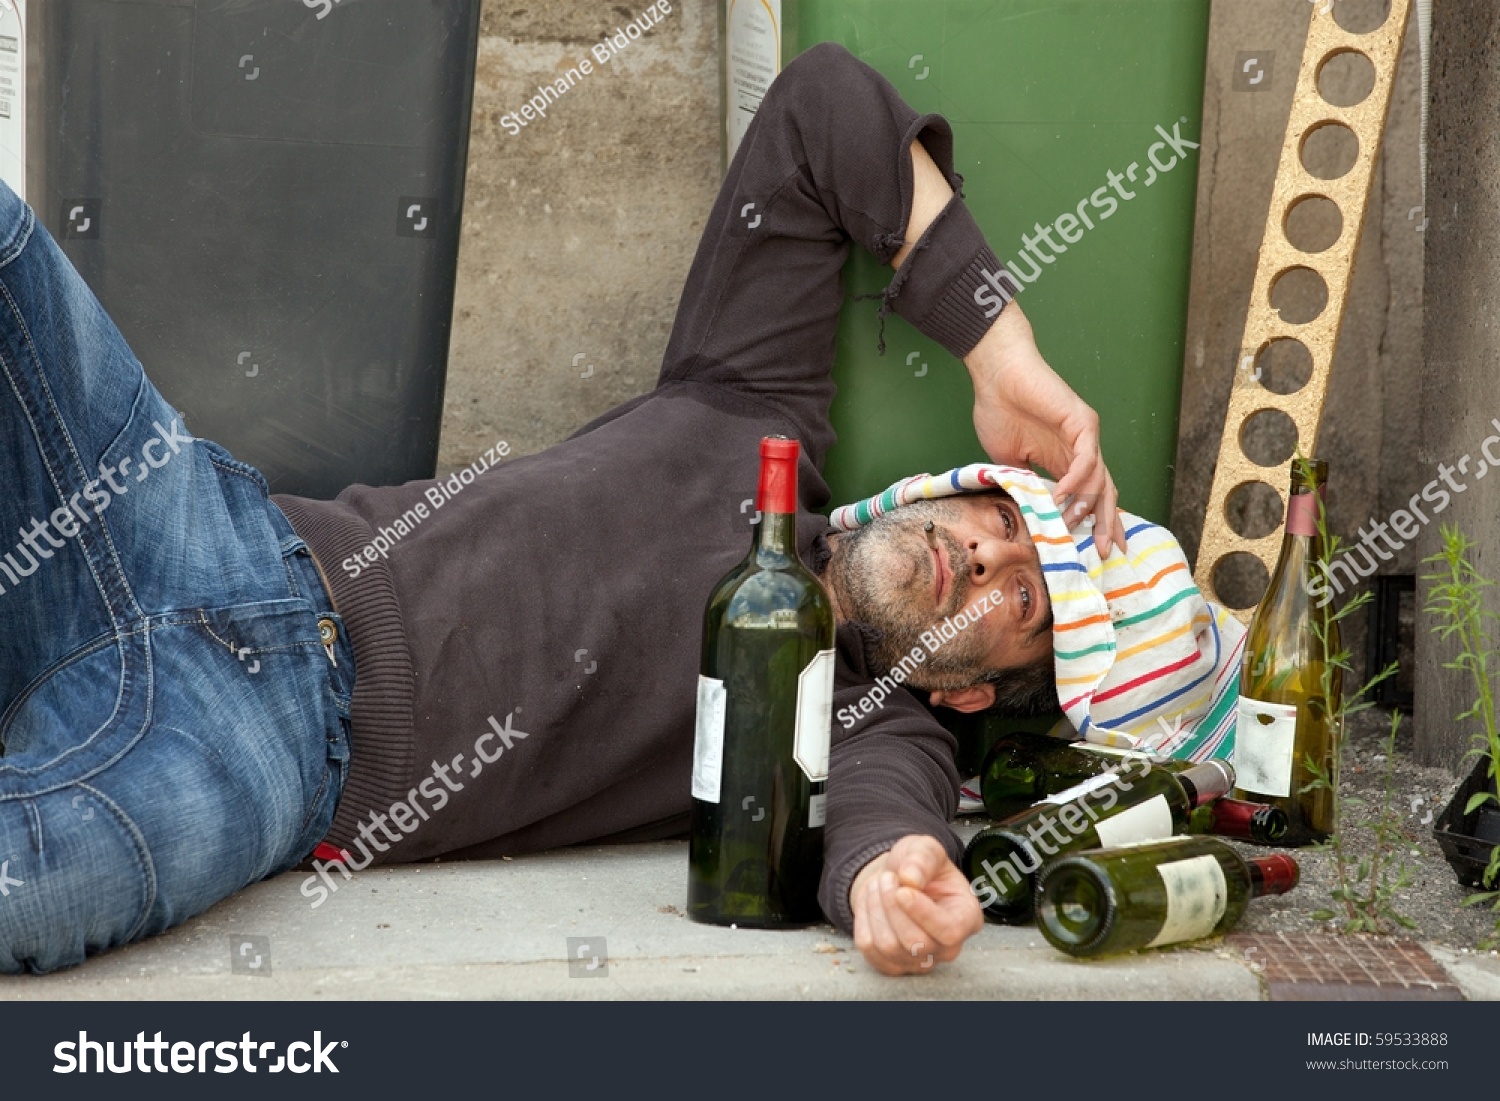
793;649;835;782
1095;793;1173;847
724;0;782;162
1147;854;1228;948
1234;697;1298;798
809;793;827;828
692;675;727;803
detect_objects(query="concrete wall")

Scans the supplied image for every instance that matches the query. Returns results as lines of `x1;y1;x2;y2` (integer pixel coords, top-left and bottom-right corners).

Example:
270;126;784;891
1415;1;1500;770
443;0;1445;755
439;0;720;469
1169;0;1424;690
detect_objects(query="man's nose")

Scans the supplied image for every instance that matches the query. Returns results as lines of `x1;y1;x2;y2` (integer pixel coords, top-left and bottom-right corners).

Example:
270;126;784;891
962;534;1028;587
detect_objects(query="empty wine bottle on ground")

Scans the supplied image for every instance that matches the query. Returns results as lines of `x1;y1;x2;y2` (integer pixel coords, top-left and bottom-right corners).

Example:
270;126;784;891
1187;797;1290;845
688;436;835;926
980;731;1189;819
1035;836;1300;957
963;758;1235;924
1233;458;1341;845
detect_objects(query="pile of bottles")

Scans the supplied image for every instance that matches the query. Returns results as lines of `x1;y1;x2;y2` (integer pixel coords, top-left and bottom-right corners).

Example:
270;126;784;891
965;460;1340;958
963;733;1300;957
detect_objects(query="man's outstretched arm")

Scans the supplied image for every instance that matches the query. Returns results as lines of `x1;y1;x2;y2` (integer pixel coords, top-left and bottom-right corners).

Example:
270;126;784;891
820;628;985;977
849;835;984;977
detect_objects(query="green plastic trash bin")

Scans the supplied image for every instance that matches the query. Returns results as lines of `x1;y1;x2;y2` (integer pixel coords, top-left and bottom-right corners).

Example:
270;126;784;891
724;0;1210;524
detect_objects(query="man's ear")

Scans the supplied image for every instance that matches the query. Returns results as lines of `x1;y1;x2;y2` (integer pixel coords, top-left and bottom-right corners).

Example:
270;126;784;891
928;682;996;713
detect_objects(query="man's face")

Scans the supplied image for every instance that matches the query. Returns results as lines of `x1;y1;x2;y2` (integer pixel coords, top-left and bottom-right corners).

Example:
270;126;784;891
824;493;1054;692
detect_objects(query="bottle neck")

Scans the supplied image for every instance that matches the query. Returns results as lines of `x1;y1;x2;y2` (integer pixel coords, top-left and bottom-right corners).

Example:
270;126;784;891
1207;797;1288;842
1280;482;1328;563
1247;853;1301;898
755;510;798;558
1175;759;1235;807
754;436;800;562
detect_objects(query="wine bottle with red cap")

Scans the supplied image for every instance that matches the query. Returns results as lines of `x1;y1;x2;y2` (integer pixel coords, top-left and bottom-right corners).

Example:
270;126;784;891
688;435;835;927
1035;836;1300;957
1187;797;1290;846
963;757;1236;925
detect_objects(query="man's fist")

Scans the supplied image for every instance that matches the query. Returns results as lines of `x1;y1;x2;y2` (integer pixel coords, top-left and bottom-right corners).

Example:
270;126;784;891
849;834;984;976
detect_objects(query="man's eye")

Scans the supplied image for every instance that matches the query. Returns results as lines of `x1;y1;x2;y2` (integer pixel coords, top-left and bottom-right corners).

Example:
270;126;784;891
1019;583;1032;613
998;505;1015;537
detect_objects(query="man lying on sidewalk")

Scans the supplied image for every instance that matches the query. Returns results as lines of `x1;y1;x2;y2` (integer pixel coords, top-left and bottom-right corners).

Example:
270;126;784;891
0;43;1177;978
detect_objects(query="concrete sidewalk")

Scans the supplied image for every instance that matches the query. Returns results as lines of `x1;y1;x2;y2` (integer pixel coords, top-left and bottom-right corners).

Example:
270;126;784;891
0;841;1267;1000
2;840;1494;1000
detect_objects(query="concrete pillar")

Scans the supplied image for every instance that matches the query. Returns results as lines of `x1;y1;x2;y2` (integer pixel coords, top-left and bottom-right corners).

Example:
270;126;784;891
1415;1;1500;770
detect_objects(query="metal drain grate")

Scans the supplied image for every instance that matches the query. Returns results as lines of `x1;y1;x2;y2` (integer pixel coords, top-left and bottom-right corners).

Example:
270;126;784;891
1226;932;1464;1001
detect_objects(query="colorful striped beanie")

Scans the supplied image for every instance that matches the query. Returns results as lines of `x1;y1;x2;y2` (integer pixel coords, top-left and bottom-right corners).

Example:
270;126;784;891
829;463;1243;761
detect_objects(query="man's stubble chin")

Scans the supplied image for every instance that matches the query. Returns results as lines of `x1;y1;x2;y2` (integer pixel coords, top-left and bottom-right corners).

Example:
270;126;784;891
826;509;994;692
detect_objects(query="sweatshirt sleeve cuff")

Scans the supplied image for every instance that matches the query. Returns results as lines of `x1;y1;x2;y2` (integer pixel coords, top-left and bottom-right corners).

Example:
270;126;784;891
821;839;898;934
880;193;1018;360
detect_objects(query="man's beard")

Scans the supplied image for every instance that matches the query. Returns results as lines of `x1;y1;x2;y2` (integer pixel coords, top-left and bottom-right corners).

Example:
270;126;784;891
825;499;1000;692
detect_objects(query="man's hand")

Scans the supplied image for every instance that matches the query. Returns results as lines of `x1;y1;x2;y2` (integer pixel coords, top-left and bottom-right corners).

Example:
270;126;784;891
963;301;1126;558
849;834;984;976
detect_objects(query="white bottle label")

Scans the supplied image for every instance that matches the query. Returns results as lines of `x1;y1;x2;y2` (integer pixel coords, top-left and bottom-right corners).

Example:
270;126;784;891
793;649;835;782
1095;793;1173;847
1234;696;1298;798
808;793;827;828
724;0;782;162
1147;854;1229;948
692;675;727;803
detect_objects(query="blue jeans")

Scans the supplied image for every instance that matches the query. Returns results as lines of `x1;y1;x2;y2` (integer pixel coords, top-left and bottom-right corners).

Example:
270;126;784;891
0;180;353;974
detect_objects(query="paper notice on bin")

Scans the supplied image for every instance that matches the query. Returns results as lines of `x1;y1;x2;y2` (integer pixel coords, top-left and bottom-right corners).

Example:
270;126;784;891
0;0;23;200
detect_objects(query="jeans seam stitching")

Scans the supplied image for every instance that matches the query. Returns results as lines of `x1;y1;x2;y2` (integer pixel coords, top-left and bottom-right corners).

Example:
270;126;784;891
0;282;142;624
77;779;159;943
0;203;33;268
207;453;267;493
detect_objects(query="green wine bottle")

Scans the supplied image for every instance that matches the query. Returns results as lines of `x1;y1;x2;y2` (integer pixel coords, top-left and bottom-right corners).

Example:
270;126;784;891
1186;797;1290;845
980;732;1190;820
982;731;1108;819
963;758;1234;924
1035;836;1300;957
1233;459;1342;845
688;436;834;927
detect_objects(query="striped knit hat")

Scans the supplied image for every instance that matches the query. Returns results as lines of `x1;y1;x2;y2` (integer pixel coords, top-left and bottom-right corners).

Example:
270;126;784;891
829;463;1243;761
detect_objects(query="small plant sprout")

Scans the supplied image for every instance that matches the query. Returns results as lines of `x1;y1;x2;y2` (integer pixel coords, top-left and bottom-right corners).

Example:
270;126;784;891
1422;524;1500;947
1290;453;1413;934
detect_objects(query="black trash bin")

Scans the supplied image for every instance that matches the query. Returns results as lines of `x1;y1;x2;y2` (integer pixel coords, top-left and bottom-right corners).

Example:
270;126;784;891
25;0;482;499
